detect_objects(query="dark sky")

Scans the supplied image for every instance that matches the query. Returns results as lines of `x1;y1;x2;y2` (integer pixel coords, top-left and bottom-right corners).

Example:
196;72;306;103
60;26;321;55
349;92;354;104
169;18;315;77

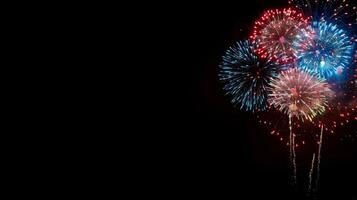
181;0;357;199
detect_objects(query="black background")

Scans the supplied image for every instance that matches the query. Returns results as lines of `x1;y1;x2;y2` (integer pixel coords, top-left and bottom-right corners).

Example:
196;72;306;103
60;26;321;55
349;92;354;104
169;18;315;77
172;0;357;199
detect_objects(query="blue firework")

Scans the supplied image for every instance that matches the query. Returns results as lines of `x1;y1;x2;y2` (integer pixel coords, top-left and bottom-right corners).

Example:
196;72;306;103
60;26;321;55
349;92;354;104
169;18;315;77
219;40;284;112
292;21;355;79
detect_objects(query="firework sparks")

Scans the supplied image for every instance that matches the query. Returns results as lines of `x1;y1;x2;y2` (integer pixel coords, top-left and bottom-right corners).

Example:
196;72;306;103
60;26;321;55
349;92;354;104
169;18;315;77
293;21;355;79
268;68;332;121
217;0;357;195
311;52;357;136
250;8;311;64
289;0;357;29
219;40;284;112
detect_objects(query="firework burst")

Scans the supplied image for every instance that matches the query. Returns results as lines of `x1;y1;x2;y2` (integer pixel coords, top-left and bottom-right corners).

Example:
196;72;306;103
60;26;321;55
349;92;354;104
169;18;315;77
219;40;284;112
268;68;332;121
250;8;311;64
293;21;355;79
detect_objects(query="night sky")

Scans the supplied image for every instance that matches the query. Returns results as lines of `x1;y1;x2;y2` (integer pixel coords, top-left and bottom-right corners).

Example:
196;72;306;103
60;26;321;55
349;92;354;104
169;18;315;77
182;0;357;199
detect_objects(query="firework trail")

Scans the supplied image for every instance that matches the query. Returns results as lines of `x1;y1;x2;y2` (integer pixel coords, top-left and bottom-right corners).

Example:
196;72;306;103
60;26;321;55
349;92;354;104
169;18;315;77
289;114;297;187
307;153;316;195
314;124;324;193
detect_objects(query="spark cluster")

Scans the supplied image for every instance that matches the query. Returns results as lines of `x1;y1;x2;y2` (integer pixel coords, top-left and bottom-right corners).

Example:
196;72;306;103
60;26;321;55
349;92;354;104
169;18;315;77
293;21;355;79
288;0;357;29
250;8;311;64
219;40;283;112
268;68;332;121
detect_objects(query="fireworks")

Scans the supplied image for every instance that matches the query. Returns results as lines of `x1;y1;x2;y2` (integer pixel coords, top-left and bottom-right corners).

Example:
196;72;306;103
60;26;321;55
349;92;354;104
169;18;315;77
293;21;355;79
250;8;311;64
288;0;357;29
216;0;357;195
219;40;283;112
269;68;332;121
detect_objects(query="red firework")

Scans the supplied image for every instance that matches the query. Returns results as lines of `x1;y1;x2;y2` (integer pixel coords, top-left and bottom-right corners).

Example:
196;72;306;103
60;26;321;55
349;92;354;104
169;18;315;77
250;8;310;64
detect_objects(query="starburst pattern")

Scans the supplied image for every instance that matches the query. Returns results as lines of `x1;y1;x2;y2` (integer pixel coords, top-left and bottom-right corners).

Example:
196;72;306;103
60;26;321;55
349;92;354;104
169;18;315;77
269;68;333;121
